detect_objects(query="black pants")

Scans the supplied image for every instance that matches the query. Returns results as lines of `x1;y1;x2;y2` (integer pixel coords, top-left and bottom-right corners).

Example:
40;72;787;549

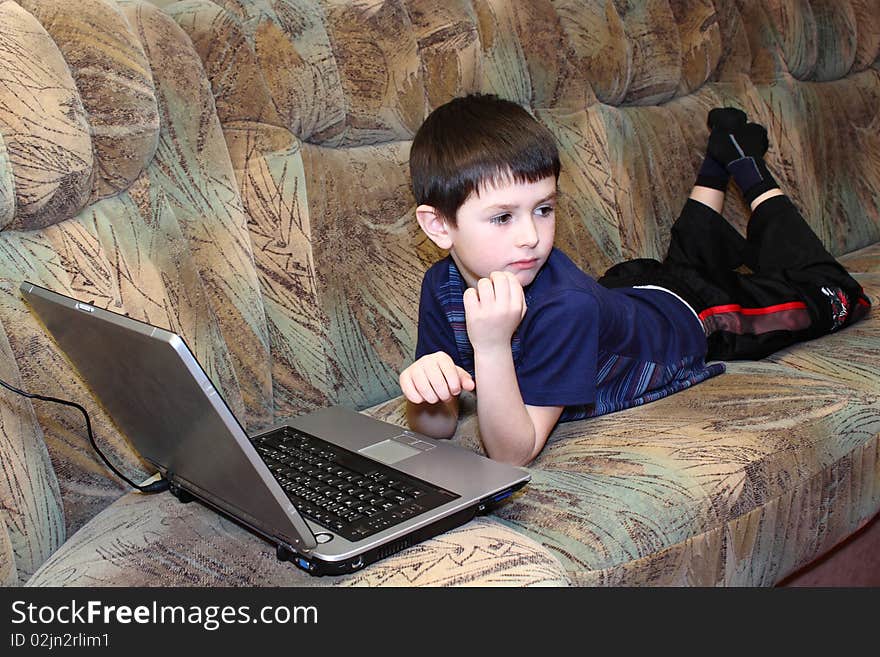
598;196;871;361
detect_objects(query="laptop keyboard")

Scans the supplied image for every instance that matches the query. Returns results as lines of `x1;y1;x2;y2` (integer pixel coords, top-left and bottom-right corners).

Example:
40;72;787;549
252;427;459;542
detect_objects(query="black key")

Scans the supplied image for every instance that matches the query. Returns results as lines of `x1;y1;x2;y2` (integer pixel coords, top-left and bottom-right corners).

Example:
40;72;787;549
382;490;407;504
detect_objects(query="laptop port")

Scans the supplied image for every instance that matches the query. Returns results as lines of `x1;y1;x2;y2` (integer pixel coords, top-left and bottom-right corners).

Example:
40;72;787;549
491;489;514;503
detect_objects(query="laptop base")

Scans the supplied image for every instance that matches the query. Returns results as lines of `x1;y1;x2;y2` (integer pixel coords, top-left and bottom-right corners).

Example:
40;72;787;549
168;483;486;576
282;505;482;576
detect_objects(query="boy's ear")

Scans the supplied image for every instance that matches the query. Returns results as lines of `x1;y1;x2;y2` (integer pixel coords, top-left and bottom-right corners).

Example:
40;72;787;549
416;204;454;250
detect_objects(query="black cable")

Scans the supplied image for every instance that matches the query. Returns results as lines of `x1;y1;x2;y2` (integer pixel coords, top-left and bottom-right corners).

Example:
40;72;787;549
0;376;169;494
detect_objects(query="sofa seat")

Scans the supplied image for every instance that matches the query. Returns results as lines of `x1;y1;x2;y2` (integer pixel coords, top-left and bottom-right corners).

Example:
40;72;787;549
364;270;880;586
839;243;880;275
25;488;570;587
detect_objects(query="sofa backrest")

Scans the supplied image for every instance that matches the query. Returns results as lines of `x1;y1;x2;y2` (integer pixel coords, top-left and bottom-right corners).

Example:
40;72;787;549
0;0;878;584
166;0;880;413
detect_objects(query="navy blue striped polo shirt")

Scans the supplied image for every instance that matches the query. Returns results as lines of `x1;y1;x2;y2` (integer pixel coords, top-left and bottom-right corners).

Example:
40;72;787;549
414;247;725;421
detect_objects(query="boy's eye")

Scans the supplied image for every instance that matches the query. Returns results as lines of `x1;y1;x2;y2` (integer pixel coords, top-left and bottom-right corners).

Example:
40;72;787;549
535;205;555;217
489;213;512;225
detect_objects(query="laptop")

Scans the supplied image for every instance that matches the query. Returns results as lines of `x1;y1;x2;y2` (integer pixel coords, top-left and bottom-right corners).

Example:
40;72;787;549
21;281;530;576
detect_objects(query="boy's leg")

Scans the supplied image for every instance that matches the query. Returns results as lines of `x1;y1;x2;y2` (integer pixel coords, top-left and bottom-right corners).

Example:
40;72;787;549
664;198;748;272
603;108;871;360
693;107;748;194
663;107;753;272
597;198;746;294
744;193;871;337
694;119;872;358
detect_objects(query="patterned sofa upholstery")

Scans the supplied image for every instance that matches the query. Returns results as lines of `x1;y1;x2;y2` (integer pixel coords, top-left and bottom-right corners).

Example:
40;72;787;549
0;0;877;586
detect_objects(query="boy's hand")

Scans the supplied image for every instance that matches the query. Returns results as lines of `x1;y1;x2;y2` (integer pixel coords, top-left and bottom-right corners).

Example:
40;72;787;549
399;351;475;404
463;271;527;351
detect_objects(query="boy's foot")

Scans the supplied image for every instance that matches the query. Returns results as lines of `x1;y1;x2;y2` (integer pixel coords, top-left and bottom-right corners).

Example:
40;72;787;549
707;107;747;132
707;122;777;204
695;107;748;191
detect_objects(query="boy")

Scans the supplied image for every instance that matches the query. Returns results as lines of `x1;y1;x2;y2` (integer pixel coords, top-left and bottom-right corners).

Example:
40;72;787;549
399;94;871;466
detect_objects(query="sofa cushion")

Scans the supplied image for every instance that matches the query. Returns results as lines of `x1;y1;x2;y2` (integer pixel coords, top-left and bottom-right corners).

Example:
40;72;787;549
0;516;18;586
25;490;570;587
118;0;274;431
766;273;879;392
0;313;64;584
0;132;13;229
15;0;160;203
367;353;880;585
840;244;880;274
0;0;92;230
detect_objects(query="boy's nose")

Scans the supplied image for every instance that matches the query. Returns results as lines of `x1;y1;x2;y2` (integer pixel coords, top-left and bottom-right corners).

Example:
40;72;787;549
516;219;539;247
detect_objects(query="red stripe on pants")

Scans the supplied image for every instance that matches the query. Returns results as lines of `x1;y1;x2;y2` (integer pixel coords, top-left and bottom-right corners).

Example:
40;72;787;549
699;301;811;335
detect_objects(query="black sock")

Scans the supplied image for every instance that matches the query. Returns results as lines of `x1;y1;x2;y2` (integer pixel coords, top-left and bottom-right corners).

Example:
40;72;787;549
707;122;778;204
695;107;748;191
695;154;729;191
727;155;778;205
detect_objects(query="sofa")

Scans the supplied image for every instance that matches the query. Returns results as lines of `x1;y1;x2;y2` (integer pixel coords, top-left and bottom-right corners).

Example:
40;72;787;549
0;0;877;587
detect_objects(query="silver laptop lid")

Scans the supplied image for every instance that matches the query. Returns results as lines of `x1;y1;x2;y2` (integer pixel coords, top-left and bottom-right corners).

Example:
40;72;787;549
21;282;317;552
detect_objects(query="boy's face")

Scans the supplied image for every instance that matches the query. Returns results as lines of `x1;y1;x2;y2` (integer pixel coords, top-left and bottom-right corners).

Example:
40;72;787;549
429;176;557;289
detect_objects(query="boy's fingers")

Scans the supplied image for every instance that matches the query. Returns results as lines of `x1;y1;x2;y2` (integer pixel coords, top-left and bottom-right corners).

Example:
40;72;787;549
489;271;509;303
409;366;439;404
463;286;479;312
498;271;526;318
518;279;528;319
399;371;423;404
477;277;495;304
424;360;454;402
504;271;522;306
437;356;464;396
456;366;475;391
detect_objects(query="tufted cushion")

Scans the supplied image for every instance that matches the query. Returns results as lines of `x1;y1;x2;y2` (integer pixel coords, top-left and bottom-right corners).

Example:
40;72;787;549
671;0;723;96
0;0;271;538
851;0;880;71
15;0;160;203
0;0;93;230
403;0;483;109
117;0;273;431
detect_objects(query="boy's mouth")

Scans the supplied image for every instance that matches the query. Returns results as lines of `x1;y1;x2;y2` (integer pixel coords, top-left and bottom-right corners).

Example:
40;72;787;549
510;258;539;270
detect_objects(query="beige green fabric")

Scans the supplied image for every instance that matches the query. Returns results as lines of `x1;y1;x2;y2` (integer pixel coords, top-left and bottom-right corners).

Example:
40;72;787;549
26;492;569;586
0;0;878;587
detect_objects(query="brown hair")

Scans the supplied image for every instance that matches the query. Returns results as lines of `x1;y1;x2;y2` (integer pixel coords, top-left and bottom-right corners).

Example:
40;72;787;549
409;94;560;225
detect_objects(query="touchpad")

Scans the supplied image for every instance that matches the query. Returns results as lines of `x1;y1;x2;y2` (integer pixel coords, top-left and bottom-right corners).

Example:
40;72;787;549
358;439;421;465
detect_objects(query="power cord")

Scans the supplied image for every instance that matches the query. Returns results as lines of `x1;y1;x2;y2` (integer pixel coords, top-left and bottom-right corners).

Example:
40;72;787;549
0;376;169;494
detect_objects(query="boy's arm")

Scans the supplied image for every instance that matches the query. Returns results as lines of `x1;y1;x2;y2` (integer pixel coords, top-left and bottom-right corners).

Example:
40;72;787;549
400;351;475;438
465;272;563;466
472;342;563;464
405;397;459;439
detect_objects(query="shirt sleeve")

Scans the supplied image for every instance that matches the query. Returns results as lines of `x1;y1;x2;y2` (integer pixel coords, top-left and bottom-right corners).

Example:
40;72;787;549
515;290;598;407
414;270;459;362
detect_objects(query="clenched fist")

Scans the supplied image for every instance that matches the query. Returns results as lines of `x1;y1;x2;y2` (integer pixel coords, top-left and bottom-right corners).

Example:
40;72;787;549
463;271;527;351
